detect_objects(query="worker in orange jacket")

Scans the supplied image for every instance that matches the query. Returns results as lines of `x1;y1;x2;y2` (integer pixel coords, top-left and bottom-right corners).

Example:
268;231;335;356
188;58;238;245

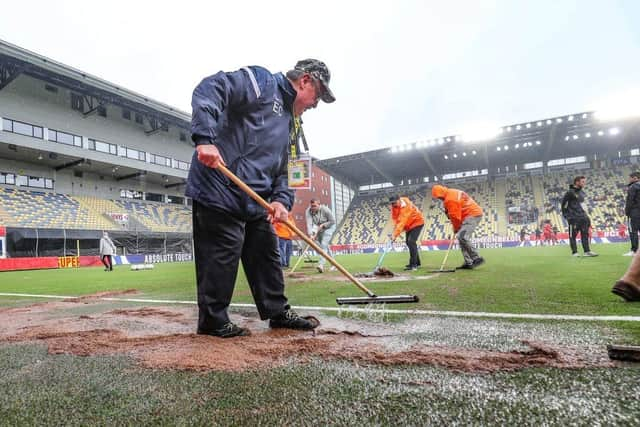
431;184;485;269
274;213;295;268
390;195;425;270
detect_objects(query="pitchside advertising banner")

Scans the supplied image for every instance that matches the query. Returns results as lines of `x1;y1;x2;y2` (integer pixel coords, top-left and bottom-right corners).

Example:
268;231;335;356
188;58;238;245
58;256;79;268
112;253;193;265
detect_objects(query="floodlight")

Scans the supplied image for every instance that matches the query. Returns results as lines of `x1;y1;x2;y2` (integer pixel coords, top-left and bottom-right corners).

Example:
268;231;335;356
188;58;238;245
516;125;521;130
593;88;640;121
573;135;579;140
507;127;512;132
536;140;541;145
537;121;543;126
546;120;552;125
453;153;458;158
462;152;467;156
472;150;477;155
526;123;531;128
568;115;574;121
504;145;509;150
598;130;604;136
556;118;563;123
497;147;501;151
515;144;520;148
565;136;570;141
582;113;588;119
444;155;448;159
585;133;591;138
609;127;620;135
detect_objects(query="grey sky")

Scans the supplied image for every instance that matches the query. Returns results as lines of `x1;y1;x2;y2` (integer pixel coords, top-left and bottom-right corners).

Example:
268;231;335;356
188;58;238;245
1;0;639;159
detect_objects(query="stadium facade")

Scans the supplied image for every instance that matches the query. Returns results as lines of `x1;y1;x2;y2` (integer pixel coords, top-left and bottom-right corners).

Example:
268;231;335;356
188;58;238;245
0;39;350;263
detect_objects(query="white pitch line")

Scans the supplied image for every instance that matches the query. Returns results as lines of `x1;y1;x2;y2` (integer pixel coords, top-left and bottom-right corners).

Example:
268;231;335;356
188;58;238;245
1;292;639;322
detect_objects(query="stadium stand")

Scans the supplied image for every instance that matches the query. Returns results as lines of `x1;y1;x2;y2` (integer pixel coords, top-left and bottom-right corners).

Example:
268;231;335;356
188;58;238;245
112;199;192;233
0;187;192;232
331;167;632;244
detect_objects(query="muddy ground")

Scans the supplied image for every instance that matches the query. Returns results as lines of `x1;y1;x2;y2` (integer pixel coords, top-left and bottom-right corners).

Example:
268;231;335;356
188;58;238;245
0;290;616;373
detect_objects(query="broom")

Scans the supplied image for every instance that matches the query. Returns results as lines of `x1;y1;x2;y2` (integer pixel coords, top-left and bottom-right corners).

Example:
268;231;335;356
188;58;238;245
217;165;418;305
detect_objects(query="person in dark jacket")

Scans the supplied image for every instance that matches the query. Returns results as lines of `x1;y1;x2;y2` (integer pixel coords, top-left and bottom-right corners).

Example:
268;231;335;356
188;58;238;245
561;176;598;257
186;59;335;338
624;172;640;256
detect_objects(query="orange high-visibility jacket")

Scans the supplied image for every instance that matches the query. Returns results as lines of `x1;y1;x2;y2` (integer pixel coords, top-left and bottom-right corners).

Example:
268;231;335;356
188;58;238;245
274;213;295;240
431;185;483;232
391;197;425;239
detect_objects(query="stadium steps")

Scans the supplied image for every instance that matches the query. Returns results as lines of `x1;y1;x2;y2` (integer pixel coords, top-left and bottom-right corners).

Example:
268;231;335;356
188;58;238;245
494;178;508;236
532;176;546;212
377;218;395;243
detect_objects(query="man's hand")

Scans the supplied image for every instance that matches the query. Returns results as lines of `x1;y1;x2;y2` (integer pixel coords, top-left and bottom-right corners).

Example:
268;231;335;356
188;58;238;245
197;144;226;169
268;201;288;224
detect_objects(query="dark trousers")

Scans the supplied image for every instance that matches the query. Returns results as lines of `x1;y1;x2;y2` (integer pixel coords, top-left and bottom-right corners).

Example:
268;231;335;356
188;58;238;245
278;238;292;267
193;201;288;332
568;217;591;253
630;217;640;253
101;255;113;270
405;225;423;267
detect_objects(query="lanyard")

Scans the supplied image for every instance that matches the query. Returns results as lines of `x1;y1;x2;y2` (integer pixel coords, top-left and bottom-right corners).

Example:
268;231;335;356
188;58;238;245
289;115;309;160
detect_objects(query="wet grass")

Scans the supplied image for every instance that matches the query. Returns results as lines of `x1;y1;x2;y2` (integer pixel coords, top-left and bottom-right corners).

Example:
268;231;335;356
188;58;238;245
0;243;636;316
1;243;639;424
0;343;638;426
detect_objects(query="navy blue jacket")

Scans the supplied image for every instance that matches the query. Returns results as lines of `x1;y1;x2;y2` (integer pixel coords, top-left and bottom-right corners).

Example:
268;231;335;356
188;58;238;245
186;66;295;219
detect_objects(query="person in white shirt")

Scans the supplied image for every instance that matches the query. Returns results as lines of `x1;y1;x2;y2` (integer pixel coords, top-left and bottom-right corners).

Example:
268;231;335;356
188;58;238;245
99;231;117;271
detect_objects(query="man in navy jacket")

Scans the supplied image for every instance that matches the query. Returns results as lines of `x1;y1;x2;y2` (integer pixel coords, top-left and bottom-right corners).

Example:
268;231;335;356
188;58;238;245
186;59;335;337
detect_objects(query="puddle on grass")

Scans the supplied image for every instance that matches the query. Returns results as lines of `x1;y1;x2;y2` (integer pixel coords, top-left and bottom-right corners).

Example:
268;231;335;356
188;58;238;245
0;292;618;373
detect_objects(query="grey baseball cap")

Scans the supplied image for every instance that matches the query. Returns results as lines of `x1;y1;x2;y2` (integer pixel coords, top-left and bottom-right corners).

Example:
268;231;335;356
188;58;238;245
294;59;336;103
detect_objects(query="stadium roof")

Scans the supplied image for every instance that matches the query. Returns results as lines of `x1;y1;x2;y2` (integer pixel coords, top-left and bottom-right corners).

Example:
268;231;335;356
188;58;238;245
0;39;190;132
317;113;640;187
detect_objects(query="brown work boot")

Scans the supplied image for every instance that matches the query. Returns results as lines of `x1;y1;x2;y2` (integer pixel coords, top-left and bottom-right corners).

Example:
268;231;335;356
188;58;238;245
611;280;640;302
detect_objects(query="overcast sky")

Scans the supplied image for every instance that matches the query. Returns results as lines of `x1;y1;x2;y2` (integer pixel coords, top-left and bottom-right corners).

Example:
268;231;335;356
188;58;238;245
2;0;639;159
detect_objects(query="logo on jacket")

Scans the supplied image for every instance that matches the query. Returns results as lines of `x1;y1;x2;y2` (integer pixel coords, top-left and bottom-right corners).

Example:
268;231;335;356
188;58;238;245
272;100;283;116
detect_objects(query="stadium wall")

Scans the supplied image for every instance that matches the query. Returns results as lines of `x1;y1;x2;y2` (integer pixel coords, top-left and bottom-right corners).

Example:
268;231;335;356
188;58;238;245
0;74;191;200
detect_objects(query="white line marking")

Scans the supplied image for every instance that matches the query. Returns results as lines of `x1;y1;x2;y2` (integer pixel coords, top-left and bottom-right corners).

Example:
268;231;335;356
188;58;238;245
1;292;639;322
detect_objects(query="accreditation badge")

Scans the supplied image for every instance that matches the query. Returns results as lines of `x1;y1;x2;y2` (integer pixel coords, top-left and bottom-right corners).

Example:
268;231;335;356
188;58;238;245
288;153;311;190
